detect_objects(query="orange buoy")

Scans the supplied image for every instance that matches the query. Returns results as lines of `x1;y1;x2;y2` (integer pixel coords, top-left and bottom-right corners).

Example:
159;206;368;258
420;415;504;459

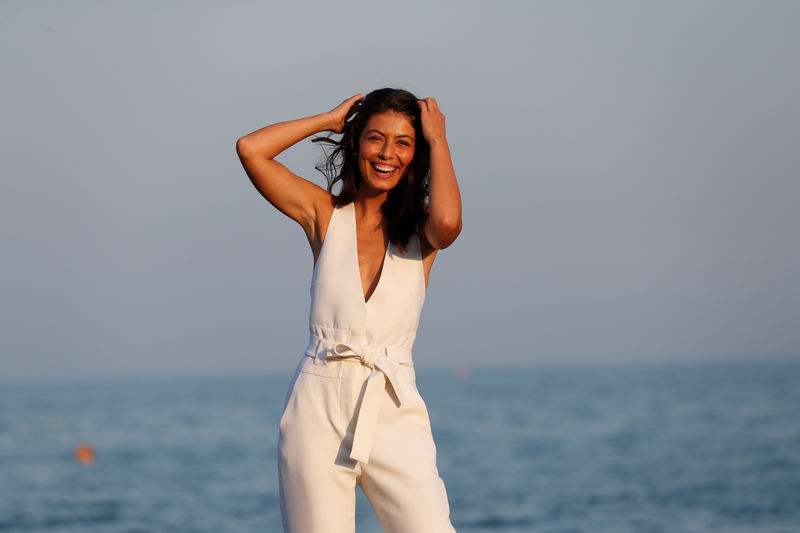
74;443;96;465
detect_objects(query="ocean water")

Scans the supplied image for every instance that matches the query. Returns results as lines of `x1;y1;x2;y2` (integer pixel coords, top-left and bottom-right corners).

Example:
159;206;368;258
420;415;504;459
1;360;799;532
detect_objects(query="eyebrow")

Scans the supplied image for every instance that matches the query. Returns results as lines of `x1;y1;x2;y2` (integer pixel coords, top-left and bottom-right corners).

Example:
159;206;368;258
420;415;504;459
365;129;414;140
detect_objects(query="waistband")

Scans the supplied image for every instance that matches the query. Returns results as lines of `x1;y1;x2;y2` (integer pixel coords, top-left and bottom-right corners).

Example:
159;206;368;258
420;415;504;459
308;324;417;350
300;336;415;464
305;335;414;365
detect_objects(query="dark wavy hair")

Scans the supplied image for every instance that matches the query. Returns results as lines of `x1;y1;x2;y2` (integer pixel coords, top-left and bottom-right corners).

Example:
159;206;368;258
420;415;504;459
313;88;430;250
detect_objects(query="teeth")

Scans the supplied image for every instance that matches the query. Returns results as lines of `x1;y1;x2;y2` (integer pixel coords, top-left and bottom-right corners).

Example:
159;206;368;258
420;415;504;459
373;164;396;172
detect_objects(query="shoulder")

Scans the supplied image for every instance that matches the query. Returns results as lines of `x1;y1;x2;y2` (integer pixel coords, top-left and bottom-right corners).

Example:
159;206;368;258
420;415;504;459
418;226;437;260
416;228;438;289
417;222;438;285
306;192;337;262
418;203;437;258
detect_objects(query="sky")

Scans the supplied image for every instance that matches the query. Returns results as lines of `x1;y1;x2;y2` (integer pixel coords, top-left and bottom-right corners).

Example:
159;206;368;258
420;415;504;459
1;1;798;379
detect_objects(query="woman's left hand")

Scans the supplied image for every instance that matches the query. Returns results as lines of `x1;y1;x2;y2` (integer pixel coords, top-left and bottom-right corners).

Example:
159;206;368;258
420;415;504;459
418;98;447;146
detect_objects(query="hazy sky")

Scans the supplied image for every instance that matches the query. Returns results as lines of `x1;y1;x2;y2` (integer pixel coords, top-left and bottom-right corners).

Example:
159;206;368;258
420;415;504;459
2;1;798;379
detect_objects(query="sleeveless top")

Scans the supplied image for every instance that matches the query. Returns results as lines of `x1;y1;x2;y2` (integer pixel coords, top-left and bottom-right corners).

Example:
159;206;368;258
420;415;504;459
302;202;426;463
306;201;426;354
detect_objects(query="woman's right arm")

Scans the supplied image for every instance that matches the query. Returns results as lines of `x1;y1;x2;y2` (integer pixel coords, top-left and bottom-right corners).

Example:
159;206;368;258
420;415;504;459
235;94;363;238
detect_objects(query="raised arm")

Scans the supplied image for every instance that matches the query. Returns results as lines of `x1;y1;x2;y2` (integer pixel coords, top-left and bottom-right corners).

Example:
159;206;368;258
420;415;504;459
236;94;363;239
418;98;462;250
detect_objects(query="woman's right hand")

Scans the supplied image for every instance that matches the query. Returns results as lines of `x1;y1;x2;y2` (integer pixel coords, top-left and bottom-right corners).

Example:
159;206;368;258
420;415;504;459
236;95;364;242
326;94;364;133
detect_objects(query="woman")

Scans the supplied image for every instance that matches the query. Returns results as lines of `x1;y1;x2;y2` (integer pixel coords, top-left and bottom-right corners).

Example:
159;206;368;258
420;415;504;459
236;88;461;532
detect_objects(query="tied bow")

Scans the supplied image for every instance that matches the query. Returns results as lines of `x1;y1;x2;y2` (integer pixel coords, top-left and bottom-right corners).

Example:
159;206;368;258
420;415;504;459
327;342;408;463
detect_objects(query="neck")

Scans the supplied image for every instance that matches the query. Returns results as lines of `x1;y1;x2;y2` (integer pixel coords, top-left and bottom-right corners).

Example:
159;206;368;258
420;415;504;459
353;189;387;222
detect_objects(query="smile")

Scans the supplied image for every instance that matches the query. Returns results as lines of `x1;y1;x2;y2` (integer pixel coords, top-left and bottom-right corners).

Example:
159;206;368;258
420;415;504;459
371;163;398;176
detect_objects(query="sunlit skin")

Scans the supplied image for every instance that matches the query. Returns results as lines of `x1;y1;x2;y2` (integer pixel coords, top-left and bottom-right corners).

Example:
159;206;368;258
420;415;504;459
356;112;416;197
237;91;461;528
236;93;462;302
353;111;416;300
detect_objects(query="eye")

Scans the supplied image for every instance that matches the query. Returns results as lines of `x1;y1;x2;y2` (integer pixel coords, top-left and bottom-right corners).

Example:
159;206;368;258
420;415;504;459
398;140;411;147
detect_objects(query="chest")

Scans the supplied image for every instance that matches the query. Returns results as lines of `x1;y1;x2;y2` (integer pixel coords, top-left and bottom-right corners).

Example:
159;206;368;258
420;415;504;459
309;203;426;330
355;221;390;303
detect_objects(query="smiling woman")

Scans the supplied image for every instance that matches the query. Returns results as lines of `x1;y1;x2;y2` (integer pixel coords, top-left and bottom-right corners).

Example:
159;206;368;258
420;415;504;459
236;88;461;533
312;88;440;254
358;112;415;190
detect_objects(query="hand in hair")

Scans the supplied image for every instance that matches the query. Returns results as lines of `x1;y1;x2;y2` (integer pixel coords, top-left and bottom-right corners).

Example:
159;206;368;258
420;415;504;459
417;97;461;250
417;98;447;146
327;94;364;133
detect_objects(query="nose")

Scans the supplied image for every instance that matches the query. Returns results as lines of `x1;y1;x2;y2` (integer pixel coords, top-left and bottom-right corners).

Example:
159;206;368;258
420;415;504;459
378;142;394;160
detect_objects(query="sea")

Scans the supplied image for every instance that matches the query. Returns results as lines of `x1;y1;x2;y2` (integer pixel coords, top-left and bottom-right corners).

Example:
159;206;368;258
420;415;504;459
1;360;799;533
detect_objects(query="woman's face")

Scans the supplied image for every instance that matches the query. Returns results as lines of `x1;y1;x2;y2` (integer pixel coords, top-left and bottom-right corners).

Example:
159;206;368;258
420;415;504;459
357;111;415;195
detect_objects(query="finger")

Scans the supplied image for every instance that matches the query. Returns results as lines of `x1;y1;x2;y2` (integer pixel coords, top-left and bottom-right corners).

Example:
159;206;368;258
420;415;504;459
417;99;429;113
345;94;363;107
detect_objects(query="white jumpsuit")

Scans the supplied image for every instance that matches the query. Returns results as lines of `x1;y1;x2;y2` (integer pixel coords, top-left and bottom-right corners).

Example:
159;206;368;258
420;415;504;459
278;202;456;533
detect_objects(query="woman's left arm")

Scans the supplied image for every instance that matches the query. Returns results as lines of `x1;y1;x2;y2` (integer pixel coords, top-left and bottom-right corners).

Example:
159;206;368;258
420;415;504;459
419;97;462;250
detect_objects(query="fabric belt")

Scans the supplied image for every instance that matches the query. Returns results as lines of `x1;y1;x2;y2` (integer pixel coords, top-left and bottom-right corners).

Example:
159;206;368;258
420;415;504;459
305;340;412;464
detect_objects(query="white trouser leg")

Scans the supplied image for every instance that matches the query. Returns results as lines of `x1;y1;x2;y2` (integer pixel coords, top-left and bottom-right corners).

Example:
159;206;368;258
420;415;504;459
278;370;358;533
360;380;457;533
278;360;456;533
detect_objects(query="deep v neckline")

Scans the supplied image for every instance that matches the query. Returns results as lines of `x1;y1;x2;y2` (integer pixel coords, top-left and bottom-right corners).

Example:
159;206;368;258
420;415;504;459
351;204;390;305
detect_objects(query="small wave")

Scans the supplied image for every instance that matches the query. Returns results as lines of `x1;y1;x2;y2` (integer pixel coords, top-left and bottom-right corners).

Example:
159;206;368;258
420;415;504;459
455;515;533;529
2;500;122;530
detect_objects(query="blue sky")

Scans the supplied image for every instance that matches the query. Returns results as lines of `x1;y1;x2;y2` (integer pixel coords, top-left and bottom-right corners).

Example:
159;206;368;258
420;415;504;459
2;1;798;378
